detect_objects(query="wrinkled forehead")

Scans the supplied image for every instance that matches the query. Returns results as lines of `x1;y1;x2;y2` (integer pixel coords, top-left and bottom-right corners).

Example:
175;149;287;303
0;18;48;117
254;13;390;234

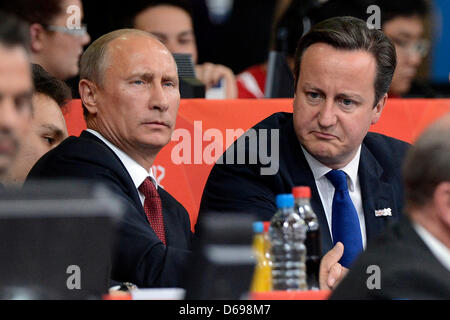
105;34;176;70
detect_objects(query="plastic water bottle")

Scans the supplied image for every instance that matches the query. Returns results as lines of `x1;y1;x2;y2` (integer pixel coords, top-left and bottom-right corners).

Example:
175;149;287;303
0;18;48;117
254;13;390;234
293;186;321;290
269;194;307;291
250;222;272;292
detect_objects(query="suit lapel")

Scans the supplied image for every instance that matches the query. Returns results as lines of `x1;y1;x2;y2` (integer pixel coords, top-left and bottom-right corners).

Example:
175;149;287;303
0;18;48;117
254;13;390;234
79;131;144;215
358;143;398;241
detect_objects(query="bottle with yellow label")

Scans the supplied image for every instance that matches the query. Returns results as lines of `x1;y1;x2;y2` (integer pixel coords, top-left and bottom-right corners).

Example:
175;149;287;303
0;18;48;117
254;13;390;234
250;221;272;292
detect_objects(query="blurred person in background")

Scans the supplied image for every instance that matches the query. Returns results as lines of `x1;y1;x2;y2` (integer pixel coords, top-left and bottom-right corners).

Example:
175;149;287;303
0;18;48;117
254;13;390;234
1;0;90;81
0;12;33;188
310;0;432;97
4;64;70;185
131;0;238;99
237;0;313;98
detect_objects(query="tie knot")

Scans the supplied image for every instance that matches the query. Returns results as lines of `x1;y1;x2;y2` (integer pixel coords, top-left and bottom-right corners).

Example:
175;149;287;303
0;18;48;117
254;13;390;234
138;177;158;198
325;170;348;191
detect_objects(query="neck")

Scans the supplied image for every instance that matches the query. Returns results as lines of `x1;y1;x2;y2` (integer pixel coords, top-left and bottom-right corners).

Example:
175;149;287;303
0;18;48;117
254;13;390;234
410;208;450;250
88;122;159;172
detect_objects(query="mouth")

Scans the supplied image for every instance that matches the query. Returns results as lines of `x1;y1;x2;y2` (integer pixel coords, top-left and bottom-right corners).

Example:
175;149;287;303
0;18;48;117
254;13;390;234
311;131;338;140
142;121;170;128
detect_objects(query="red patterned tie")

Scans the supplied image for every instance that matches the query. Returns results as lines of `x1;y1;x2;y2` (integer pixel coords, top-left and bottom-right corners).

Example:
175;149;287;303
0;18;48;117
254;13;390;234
138;177;166;245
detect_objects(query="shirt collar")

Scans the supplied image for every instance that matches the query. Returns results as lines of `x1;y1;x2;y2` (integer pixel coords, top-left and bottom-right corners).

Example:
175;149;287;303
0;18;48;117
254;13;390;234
413;222;450;272
86;129;158;190
301;144;361;192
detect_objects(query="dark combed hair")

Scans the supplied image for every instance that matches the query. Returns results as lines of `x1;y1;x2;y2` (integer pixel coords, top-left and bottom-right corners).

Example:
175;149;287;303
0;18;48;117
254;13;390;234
0;11;30;51
125;0;194;28
403;115;450;211
32;64;72;108
0;0;63;26
293;16;396;106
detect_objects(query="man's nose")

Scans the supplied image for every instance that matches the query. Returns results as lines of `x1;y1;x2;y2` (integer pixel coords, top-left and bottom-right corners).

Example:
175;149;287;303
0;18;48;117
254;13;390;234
317;99;337;128
149;83;169;111
0;101;21;131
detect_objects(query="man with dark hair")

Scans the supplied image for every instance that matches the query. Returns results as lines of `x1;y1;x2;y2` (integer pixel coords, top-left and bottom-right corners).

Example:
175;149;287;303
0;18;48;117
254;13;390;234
0;11;33;186
131;0;238;99
27;29;193;288
4;64;70;184
328;113;450;299
200;16;409;278
1;0;90;80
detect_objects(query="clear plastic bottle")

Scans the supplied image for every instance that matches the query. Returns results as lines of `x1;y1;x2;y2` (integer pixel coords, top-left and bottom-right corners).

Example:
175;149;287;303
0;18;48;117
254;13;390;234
293;186;321;290
269;194;307;291
250;221;272;292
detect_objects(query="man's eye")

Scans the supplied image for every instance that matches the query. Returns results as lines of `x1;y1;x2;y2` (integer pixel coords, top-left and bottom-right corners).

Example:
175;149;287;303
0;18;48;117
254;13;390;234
133;80;145;85
307;92;320;99
339;98;355;108
163;81;175;87
43;136;55;145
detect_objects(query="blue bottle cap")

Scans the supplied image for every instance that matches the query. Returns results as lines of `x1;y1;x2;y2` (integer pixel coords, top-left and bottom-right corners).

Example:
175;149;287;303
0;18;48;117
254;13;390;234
253;221;264;233
276;194;294;209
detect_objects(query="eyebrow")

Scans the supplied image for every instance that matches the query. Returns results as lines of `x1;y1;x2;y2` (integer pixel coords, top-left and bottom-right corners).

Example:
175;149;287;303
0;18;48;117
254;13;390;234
127;72;179;84
302;83;364;101
40;124;65;140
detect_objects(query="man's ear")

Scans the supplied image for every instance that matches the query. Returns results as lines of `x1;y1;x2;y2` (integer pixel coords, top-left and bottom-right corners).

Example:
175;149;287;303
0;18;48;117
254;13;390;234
79;79;99;116
371;93;387;125
29;23;46;53
434;182;450;228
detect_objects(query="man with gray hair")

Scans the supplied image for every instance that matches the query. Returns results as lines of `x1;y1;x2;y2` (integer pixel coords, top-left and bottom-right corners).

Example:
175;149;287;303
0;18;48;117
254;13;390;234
27;29;193;288
329;113;450;299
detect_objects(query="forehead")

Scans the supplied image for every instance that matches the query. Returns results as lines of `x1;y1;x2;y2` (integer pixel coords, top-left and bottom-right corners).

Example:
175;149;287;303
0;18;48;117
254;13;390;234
105;35;177;75
53;0;84;22
135;5;193;33
383;16;424;39
299;43;376;94
0;46;32;92
32;94;65;125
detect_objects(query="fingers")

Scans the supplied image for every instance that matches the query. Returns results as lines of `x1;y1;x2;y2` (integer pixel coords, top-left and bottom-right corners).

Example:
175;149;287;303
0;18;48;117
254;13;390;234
319;242;345;290
195;63;238;99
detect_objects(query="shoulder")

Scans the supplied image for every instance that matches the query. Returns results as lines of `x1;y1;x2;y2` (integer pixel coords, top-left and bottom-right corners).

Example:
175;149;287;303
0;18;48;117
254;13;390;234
27;132;124;180
363;132;410;158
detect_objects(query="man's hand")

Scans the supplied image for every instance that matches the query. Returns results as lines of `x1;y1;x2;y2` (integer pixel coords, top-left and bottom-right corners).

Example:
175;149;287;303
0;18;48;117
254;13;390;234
319;242;349;290
195;63;237;99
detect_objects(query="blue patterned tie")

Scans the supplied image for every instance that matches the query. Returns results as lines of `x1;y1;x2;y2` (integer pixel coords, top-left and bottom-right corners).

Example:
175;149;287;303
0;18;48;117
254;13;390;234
325;170;363;268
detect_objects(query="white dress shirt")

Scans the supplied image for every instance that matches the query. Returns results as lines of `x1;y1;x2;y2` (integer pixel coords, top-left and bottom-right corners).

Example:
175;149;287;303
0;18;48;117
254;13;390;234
413;222;450;272
301;145;367;248
86;129;158;206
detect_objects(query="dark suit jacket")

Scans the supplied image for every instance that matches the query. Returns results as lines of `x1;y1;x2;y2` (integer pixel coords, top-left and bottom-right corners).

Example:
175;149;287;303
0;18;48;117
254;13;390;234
26;131;193;288
330;217;450;299
200;112;409;255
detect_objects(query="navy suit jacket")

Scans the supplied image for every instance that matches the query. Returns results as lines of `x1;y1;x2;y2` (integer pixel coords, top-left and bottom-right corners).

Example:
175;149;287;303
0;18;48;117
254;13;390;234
26;131;193;288
200;112;410;254
330;217;450;299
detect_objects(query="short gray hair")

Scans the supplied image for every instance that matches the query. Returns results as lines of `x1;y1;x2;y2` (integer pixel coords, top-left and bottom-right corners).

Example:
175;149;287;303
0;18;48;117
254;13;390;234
403;113;450;210
79;28;153;86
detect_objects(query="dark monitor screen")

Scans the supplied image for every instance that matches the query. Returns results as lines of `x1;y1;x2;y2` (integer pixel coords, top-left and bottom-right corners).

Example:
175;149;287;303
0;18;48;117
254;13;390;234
264;51;295;98
0;181;124;299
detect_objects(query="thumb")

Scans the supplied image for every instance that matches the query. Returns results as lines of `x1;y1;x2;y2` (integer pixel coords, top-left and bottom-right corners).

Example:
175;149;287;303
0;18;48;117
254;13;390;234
319;242;345;290
326;242;344;265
